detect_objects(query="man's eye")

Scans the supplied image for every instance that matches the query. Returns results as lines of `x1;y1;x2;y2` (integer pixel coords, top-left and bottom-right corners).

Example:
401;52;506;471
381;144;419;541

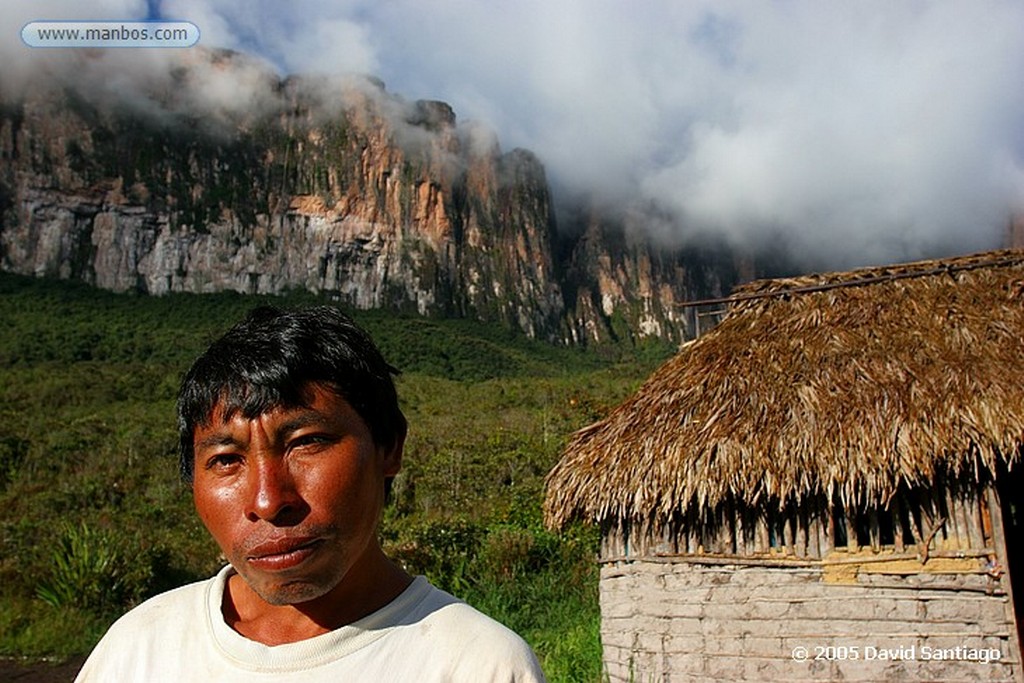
290;434;331;449
205;454;242;470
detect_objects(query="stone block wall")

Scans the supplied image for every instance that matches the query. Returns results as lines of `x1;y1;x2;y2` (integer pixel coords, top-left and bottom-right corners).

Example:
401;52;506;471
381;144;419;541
600;558;1022;682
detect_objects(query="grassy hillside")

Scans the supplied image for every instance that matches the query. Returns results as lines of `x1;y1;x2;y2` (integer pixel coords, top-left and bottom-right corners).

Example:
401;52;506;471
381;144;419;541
0;272;673;681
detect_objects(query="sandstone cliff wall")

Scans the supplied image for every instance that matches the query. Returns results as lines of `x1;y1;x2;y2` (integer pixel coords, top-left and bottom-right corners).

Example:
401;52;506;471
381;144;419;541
0;49;738;343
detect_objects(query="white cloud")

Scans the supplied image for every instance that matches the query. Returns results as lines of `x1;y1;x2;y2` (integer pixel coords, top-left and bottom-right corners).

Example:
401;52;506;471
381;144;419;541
367;0;1024;265
162;0;377;76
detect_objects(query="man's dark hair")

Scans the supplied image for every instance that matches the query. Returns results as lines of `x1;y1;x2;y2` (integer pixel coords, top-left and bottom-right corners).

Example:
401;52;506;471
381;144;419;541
177;305;407;482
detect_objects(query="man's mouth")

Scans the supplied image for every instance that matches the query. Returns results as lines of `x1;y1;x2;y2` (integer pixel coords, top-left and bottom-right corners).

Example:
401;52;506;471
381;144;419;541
245;537;323;570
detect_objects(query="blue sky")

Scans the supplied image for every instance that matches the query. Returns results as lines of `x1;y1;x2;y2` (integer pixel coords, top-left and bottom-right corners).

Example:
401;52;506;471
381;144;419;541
5;0;1024;266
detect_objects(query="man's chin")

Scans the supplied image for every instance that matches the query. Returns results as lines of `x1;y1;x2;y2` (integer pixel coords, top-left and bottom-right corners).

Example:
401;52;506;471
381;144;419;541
232;563;338;607
248;577;334;606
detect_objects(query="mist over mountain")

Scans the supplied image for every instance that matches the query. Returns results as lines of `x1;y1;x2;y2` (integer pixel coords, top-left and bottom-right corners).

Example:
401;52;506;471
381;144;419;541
0;47;746;343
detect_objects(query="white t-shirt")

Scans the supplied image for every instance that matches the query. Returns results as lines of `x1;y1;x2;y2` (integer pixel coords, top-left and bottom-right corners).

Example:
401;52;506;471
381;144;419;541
75;566;546;682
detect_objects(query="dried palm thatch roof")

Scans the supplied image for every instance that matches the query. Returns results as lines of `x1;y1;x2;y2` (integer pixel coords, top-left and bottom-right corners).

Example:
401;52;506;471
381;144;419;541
545;249;1024;530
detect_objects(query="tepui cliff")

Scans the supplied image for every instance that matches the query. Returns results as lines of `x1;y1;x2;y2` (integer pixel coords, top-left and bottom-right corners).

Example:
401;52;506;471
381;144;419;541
0;48;741;343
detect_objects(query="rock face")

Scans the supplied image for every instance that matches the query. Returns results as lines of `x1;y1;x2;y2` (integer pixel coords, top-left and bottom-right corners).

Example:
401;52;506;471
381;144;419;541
559;204;741;344
0;49;738;343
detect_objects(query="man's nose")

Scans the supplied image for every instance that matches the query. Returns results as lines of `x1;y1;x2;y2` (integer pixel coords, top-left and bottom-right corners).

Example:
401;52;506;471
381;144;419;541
246;457;304;524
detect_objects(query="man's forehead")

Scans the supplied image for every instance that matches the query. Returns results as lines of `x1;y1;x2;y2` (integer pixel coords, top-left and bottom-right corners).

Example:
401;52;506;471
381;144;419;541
202;383;351;426
206;397;307;425
205;381;330;418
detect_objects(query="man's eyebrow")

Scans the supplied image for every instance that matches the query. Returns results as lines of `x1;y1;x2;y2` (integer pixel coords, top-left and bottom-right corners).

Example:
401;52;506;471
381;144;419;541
278;412;331;435
194;432;242;451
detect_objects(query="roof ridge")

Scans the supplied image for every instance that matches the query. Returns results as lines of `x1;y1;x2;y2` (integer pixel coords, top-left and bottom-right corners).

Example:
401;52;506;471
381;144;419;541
674;248;1024;310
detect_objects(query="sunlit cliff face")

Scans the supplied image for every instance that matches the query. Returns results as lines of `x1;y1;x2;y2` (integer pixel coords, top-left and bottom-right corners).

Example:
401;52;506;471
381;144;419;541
0;46;744;345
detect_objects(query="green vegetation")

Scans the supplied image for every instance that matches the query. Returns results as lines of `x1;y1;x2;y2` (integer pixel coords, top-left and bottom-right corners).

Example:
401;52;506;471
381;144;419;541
0;272;673;681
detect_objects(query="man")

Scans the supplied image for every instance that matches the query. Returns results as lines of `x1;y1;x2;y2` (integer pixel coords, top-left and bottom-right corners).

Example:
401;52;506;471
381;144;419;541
76;305;546;682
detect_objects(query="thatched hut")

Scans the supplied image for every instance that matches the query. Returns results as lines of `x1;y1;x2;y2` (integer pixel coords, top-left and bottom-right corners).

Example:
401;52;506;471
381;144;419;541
546;250;1024;682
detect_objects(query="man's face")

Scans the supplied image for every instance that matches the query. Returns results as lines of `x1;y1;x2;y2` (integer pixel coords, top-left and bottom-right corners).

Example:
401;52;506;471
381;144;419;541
191;384;401;606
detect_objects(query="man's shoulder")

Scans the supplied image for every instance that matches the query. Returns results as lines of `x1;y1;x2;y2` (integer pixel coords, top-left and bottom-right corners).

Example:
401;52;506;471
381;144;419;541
74;573;219;682
387;578;545;679
408;581;516;635
398;578;504;628
94;572;214;642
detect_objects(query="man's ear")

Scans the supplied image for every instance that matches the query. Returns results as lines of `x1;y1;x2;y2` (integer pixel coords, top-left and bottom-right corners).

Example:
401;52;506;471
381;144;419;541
381;433;404;477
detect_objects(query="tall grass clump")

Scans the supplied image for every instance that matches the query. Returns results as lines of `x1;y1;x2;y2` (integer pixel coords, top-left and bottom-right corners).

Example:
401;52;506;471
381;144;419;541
36;523;137;613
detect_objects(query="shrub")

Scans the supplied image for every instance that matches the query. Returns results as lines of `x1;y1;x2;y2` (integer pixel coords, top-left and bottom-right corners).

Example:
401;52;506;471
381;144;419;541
36;522;144;614
476;526;537;581
386;518;484;595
